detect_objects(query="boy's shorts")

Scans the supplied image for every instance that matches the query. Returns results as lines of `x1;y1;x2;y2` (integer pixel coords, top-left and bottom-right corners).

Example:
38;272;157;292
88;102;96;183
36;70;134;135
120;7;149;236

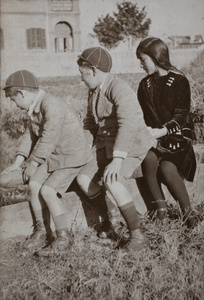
30;162;82;195
78;147;144;184
0;163;82;195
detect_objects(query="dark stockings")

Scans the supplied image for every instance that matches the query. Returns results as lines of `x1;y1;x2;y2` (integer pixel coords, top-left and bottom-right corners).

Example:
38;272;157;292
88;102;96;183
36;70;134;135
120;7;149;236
160;160;192;219
142;150;167;219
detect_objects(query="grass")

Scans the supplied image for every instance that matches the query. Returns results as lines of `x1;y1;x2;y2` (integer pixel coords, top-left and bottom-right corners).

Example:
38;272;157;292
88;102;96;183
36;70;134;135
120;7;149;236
0;52;204;299
0;203;204;300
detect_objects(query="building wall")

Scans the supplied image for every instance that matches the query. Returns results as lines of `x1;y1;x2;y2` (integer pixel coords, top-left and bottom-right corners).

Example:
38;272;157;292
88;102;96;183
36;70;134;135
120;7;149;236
1;0;203;81
1;0;81;80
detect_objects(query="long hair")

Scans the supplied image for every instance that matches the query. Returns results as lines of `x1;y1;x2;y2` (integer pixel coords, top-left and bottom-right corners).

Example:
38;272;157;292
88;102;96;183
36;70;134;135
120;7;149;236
136;37;181;73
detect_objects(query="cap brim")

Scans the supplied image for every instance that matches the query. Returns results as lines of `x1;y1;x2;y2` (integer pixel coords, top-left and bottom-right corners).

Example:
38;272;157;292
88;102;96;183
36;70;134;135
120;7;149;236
3;85;39;90
3;85;12;90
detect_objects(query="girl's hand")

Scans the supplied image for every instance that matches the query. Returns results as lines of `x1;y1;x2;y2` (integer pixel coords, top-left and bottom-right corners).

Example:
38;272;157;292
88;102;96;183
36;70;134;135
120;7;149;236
103;157;123;185
23;161;39;183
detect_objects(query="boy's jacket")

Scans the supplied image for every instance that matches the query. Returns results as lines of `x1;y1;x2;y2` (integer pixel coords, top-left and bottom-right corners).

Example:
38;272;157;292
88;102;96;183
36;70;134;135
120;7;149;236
17;91;92;172
84;74;156;158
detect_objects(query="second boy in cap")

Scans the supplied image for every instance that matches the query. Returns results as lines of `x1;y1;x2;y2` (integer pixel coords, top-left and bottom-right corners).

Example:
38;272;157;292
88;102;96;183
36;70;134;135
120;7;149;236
76;47;157;252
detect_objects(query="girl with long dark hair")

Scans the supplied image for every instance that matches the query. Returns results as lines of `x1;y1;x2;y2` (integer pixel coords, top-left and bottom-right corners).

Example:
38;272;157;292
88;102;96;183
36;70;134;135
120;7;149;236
136;37;197;228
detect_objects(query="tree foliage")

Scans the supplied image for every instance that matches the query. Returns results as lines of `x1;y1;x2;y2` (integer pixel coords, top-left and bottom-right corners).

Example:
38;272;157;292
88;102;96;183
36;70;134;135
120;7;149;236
93;1;151;49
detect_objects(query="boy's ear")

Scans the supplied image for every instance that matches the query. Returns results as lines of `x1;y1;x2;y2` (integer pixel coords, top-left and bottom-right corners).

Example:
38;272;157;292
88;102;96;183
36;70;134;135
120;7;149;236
91;66;97;76
18;89;25;98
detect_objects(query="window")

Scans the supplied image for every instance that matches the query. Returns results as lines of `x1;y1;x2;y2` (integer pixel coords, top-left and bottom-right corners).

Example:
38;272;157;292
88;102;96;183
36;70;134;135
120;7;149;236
54;22;73;53
26;28;46;49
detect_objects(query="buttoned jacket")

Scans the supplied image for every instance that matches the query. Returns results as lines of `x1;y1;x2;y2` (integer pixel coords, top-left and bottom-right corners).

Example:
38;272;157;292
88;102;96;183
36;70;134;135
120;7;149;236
137;71;192;132
83;74;156;159
17;91;92;172
137;71;196;181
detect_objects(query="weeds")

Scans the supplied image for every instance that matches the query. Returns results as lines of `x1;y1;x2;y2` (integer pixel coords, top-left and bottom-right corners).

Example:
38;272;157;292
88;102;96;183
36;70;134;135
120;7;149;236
0;206;203;300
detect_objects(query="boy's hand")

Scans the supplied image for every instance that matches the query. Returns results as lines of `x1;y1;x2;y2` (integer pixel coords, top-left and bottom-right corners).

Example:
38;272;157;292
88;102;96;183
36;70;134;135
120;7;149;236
1;155;25;175
147;127;167;138
23;161;39;183
1;163;21;175
103;157;123;185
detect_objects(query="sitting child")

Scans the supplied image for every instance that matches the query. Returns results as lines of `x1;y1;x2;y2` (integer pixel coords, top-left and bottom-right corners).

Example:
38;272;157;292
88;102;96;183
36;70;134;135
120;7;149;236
0;70;97;256
135;37;197;228
76;47;157;252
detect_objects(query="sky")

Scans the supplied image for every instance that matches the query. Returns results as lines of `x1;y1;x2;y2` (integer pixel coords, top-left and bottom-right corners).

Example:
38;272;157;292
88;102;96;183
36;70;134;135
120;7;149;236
80;0;204;44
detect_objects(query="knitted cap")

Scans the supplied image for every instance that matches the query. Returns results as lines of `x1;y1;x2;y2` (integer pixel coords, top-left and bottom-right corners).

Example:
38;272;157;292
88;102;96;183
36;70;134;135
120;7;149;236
78;47;112;72
3;70;39;90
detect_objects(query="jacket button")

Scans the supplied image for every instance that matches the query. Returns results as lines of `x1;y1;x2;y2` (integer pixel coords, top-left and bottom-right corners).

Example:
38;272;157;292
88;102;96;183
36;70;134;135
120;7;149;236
107;132;110;136
103;130;107;134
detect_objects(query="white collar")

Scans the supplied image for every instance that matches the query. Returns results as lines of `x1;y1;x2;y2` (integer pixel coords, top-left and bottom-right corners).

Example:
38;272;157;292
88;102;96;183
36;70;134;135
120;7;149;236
28;89;46;119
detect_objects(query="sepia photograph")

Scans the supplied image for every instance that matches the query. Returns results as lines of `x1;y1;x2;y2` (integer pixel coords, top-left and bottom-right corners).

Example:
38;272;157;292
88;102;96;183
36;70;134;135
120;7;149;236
0;0;204;299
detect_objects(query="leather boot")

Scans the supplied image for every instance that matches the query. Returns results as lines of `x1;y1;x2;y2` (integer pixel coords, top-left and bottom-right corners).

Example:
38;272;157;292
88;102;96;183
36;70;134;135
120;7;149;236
22;221;48;251
35;229;72;257
121;229;150;253
185;215;197;228
97;216;119;241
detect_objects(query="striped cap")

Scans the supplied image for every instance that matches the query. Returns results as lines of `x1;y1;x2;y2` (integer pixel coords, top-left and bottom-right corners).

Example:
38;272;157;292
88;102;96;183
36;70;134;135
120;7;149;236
78;47;112;72
3;70;39;90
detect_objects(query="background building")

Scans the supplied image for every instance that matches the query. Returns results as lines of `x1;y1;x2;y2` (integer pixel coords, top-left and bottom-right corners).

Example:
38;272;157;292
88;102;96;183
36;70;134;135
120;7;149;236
1;0;82;79
1;0;204;80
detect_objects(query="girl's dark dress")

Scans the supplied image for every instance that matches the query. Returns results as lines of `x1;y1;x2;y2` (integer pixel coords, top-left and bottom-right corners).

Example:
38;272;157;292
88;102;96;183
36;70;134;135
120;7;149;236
138;70;196;181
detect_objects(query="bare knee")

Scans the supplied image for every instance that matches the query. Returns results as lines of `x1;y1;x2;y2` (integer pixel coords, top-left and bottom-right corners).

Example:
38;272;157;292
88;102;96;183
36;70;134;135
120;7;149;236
40;185;54;202
76;174;100;196
29;180;41;192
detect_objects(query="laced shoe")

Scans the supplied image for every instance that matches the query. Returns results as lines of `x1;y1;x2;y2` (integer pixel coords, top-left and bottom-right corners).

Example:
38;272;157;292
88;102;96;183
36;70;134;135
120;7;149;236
22;221;48;251
184;215;197;228
97;216;119;241
121;229;150;253
35;229;72;257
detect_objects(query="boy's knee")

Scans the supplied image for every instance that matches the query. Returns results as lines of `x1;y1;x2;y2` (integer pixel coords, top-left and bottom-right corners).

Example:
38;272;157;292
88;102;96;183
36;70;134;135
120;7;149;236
40;185;53;200
77;174;100;196
29;180;41;191
104;181;121;193
77;174;91;190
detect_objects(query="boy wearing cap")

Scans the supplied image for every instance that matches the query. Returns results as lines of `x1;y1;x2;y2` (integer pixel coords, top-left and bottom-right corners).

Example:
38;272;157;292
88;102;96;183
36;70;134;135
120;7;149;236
1;70;95;256
76;47;157;252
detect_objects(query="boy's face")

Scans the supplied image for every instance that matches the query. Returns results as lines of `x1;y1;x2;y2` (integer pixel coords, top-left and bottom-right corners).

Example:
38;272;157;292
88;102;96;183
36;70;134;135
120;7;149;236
8;90;30;110
79;66;98;89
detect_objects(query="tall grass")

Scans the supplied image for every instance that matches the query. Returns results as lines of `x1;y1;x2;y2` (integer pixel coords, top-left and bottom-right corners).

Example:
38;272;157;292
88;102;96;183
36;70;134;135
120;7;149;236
0;205;204;300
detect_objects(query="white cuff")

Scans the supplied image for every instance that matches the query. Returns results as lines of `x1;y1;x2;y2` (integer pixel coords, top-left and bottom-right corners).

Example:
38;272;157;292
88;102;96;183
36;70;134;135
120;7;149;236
113;150;127;159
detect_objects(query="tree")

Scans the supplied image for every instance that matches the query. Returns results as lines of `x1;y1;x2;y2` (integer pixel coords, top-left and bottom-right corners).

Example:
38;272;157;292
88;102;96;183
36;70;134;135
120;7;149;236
93;1;151;49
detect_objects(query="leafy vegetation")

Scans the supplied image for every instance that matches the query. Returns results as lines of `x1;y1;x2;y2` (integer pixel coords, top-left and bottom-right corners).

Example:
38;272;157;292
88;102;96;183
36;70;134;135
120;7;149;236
93;2;151;49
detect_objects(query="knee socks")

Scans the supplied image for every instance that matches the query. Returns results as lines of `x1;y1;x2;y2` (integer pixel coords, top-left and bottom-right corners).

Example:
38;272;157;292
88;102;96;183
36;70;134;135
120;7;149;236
89;189;108;219
118;202;140;231
53;214;68;231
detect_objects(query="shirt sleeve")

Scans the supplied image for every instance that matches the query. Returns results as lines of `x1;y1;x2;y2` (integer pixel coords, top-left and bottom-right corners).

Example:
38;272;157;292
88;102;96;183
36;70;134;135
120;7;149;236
109;79;143;155
164;76;191;134
17;126;38;158
29;97;63;164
